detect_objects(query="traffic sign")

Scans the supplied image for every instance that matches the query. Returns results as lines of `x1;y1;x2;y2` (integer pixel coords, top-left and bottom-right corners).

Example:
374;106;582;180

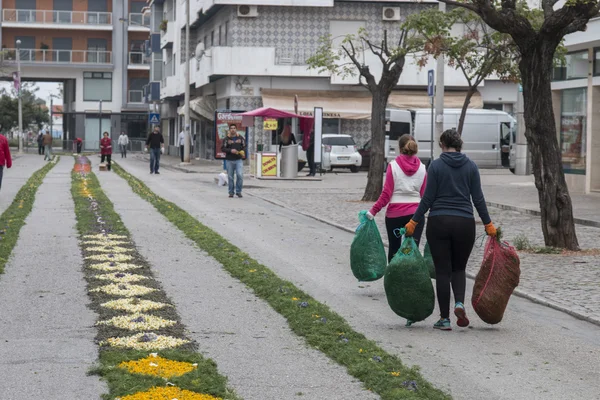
148;113;160;124
427;70;434;97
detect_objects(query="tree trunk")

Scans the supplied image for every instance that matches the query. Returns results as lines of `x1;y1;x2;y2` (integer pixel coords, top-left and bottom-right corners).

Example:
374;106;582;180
362;92;390;201
520;42;579;250
457;87;476;135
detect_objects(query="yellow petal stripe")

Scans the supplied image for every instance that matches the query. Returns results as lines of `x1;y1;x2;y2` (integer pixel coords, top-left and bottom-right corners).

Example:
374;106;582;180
116;386;221;400
118;355;197;378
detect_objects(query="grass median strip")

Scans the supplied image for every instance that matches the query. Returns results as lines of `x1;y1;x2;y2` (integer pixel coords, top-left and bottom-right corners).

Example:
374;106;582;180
0;158;59;275
113;163;451;400
71;158;239;400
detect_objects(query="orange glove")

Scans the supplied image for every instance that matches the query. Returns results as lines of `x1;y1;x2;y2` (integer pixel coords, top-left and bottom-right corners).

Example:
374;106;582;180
485;222;497;237
405;220;418;237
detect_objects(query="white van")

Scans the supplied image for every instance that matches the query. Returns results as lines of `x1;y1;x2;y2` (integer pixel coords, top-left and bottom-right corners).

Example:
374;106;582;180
409;109;516;168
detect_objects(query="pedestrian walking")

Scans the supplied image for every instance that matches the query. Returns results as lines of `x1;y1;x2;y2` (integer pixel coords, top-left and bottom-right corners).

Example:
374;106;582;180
306;131;316;176
42;130;53;161
75;137;83;154
37;130;44;155
178;128;186;162
118;131;129;158
367;134;427;261
0;133;12;191
221;124;245;198
100;132;112;171
146;127;164;174
405;128;497;331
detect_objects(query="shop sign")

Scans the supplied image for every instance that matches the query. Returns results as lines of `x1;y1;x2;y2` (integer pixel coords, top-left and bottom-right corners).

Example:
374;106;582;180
298;111;342;118
261;153;277;176
214;110;246;159
263;118;278;131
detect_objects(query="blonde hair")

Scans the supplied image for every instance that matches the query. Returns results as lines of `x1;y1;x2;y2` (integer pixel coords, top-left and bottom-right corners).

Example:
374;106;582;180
399;134;418;156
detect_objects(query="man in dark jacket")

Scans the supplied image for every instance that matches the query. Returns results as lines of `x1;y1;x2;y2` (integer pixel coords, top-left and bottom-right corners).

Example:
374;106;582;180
0;133;12;191
221;124;245;198
146;127;164;174
37;131;44;155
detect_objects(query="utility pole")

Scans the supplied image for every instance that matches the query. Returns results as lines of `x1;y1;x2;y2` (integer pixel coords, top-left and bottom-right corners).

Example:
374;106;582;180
50;97;54;140
16;40;23;154
434;2;446;159
99;100;103;147
183;0;191;163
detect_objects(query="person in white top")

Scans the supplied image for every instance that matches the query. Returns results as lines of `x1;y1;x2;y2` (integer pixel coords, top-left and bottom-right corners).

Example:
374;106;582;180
178;129;186;162
118;131;129;158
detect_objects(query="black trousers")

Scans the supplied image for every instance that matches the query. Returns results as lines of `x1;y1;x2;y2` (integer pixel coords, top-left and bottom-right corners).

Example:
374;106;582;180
101;154;112;171
77;143;82;154
38;144;44;155
180;145;185;162
426;215;476;319
385;214;424;262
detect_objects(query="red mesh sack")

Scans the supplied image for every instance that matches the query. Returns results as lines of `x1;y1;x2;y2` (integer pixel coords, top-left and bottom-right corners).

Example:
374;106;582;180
472;236;521;324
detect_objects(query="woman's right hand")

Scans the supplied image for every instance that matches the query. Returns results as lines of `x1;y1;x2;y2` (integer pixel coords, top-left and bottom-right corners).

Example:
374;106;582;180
485;222;497;237
405;220;418;236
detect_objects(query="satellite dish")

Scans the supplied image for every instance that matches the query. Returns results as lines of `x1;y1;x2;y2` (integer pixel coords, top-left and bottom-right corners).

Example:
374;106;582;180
195;42;205;60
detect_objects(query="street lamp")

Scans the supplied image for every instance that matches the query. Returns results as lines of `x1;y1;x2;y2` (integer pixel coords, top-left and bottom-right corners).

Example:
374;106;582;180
16;39;23;154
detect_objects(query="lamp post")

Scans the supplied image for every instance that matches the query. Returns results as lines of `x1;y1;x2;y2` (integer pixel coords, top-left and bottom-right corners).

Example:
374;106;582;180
16;40;23;154
183;0;191;164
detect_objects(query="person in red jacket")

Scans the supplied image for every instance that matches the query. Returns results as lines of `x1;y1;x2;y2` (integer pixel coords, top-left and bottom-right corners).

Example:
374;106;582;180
100;132;112;171
0;133;12;190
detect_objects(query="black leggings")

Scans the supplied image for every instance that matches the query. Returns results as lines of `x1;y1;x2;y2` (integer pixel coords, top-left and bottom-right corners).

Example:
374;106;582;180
426;216;476;319
385;215;424;262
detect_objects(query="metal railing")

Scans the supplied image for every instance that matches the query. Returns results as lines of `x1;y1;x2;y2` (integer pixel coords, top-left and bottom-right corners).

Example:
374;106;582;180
2;9;112;25
128;90;144;104
129;52;149;65
128;12;150;27
275;47;318;65
3;49;112;64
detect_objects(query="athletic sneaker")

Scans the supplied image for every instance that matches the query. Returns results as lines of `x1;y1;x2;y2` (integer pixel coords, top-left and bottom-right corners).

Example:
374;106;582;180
236;193;243;198
454;302;470;328
433;318;452;331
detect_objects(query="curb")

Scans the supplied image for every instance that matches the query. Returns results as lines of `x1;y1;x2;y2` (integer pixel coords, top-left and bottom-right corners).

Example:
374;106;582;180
486;201;600;228
248;191;600;328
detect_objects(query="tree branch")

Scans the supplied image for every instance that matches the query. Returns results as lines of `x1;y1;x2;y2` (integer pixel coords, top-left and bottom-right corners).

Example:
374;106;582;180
438;0;478;12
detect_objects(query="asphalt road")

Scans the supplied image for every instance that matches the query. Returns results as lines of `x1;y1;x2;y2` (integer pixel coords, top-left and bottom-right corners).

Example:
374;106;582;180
117;157;600;400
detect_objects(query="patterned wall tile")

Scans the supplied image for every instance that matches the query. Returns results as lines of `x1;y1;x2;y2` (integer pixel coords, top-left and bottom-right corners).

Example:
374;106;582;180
341;119;372;147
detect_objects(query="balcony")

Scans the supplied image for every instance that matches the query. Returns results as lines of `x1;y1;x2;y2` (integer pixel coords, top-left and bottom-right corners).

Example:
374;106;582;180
128;90;145;104
2;9;113;30
128;13;151;31
128;52;150;70
3;49;112;66
160;23;174;49
275;47;318;66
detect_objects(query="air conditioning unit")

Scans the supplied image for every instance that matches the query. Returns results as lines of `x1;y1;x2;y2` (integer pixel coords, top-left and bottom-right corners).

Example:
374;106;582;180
382;7;401;21
237;5;258;18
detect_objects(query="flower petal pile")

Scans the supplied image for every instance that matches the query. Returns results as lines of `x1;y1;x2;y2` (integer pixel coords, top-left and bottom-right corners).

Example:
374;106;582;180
88;262;144;272
93;272;149;283
86;253;133;262
97;313;177;331
90;283;157;297
101;298;172;313
118;354;197;378
86;245;134;253
82;240;130;246
102;332;190;350
83;234;128;240
116;387;221;400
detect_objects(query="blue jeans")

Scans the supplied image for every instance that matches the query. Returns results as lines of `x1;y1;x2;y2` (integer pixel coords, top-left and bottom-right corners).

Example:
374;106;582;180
150;148;161;173
226;159;244;195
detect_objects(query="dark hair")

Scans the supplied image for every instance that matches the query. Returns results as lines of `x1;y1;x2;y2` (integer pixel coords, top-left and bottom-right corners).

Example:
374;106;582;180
229;124;237;129
439;128;463;152
398;134;418;156
103;131;109;136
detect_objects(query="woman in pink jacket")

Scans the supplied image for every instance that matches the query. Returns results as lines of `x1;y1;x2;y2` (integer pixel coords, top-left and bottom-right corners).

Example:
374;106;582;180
367;134;427;261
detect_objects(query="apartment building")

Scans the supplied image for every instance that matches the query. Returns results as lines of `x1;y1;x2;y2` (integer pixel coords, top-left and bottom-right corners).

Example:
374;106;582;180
0;0;151;149
149;0;519;159
550;17;600;194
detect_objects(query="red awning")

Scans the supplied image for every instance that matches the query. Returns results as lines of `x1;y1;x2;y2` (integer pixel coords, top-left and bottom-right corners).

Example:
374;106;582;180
240;107;311;119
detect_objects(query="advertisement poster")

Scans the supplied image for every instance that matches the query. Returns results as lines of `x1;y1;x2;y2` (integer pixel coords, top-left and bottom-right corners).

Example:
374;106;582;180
214;110;247;160
261;153;277;176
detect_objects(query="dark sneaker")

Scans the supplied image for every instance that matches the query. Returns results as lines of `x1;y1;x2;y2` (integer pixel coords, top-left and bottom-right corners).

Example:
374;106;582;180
433;318;452;331
155;171;160;175
150;171;154;174
229;194;234;198
454;302;470;328
236;193;243;198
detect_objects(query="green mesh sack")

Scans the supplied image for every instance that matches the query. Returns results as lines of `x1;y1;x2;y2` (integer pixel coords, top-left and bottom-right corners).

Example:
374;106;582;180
423;242;436;279
349;210;387;282
384;231;435;322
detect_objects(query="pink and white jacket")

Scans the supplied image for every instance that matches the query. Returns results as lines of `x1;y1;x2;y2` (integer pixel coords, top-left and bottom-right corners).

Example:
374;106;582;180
369;155;427;218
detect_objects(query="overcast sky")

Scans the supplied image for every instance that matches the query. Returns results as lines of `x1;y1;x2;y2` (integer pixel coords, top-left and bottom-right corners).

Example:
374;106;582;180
0;81;63;105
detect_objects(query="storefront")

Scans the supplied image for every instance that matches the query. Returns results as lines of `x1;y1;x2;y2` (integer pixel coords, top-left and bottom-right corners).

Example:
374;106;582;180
559;88;587;174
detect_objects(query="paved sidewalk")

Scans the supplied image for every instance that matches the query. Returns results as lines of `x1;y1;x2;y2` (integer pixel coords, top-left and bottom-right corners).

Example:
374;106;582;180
96;169;378;400
0;158;106;399
114;158;600;400
0;155;46;215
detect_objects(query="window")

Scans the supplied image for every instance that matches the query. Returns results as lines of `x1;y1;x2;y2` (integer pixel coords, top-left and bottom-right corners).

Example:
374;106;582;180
323;119;340;134
224;21;229;46
553;51;588;81
323;136;356;146
594;48;600;76
389;121;411;141
84;71;112;101
204;35;209;49
560;88;587;174
218;25;222;46
211;31;214;47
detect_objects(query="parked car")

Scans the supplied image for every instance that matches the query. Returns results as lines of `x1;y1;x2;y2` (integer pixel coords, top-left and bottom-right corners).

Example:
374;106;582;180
322;134;362;173
358;139;389;172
